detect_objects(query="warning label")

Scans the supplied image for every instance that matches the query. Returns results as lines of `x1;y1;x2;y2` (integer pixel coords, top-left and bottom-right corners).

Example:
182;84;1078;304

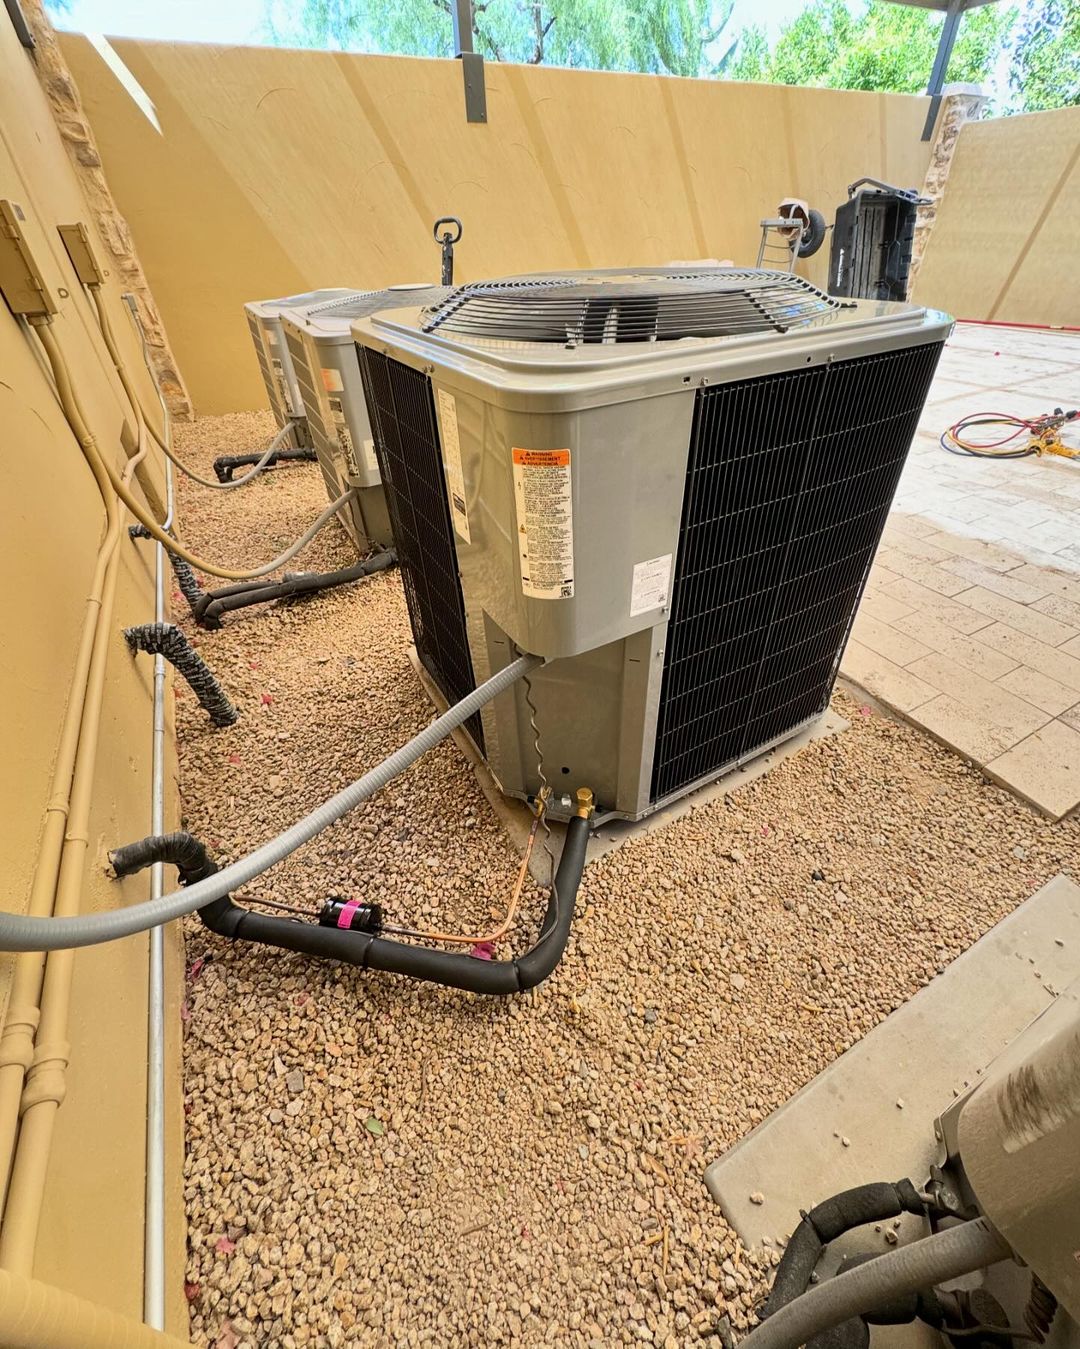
271;357;291;413
437;390;471;544
512;448;574;600
630;553;673;617
321;366;344;393
327;395;358;476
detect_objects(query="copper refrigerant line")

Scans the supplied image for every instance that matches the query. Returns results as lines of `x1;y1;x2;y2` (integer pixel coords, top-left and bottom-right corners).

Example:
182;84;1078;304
237;797;547;949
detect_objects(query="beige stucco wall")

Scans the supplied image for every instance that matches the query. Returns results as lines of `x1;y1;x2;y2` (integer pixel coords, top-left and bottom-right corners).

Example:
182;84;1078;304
916;104;1080;325
0;15;186;1335
58;36;936;414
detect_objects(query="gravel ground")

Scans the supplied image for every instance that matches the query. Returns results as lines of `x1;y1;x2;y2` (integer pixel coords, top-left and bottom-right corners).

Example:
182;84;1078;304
172;411;1080;1349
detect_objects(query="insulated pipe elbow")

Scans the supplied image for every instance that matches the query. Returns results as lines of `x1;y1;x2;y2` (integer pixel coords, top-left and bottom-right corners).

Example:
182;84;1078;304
193;551;396;629
197;814;591;995
738;1219;1011;1349
110;833;218;888
765;1180;927;1315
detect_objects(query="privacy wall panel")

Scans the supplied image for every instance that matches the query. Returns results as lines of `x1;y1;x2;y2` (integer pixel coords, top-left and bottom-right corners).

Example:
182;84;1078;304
60;36;935;413
916;105;1080;326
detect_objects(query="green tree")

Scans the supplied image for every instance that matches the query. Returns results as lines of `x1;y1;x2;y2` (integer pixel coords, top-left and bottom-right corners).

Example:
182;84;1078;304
727;0;1013;94
1011;0;1080;111
264;0;738;76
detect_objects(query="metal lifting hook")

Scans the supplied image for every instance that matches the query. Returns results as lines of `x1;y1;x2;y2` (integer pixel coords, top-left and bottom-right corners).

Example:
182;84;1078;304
434;216;463;285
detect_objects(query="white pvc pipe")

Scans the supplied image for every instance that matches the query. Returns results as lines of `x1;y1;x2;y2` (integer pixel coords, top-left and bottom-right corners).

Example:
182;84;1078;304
123;294;168;1331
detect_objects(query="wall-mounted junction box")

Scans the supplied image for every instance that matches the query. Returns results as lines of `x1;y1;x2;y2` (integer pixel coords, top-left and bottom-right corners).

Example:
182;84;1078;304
0;199;57;316
58;221;105;287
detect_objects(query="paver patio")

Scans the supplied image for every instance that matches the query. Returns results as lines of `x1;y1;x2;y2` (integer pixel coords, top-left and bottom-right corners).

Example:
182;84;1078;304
842;320;1080;819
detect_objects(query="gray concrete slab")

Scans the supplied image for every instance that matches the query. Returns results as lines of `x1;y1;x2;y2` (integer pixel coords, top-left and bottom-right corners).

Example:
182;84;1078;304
705;873;1080;1252
409;647;846;880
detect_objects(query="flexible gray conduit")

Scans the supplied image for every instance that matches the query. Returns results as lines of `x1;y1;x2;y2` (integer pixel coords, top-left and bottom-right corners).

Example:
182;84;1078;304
737;1219;1011;1349
0;654;541;952
169;422;293;490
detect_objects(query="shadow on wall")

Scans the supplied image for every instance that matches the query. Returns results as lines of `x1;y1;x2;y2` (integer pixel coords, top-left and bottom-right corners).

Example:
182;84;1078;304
916;104;1080;329
58;36;936;413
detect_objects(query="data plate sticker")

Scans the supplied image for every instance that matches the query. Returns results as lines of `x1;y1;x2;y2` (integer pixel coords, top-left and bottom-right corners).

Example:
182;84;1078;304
630;553;672;617
437;390;471;544
327;395;358;475
361;437;379;477
512;448;574;599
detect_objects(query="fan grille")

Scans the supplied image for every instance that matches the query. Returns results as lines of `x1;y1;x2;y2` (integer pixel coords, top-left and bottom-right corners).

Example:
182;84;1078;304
421;269;845;345
304;285;450;322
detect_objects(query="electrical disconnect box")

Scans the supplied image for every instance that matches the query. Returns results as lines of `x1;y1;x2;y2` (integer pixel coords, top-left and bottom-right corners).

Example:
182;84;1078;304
0;200;58;317
58;222;105;287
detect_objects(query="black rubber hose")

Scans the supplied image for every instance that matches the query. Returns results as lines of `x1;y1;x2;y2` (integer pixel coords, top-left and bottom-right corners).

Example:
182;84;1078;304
213;446;317;482
834;1254;946;1327
192;551;396;629
129;523;205;617
199;814;590;993
123;622;239;727
110;832;218;887
767;1181;926;1315
107;818;590;994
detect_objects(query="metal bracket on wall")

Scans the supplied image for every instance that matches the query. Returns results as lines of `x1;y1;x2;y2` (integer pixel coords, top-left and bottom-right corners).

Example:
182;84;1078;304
0;199;57;316
452;0;487;124
459;52;488;124
921;0;965;141
3;0;34;49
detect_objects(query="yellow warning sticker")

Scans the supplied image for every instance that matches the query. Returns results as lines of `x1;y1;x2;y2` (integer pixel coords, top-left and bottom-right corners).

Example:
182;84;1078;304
512;448;574;599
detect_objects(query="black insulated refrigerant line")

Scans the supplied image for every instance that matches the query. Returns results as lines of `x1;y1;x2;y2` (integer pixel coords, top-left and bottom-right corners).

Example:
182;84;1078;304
212;445;317;482
124;623;239;727
191;550;396;629
108;818;592;995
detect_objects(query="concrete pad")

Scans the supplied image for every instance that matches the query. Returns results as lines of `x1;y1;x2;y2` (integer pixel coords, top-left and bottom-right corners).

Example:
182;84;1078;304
583;710;847;865
704;874;1080;1251
408;649;847;877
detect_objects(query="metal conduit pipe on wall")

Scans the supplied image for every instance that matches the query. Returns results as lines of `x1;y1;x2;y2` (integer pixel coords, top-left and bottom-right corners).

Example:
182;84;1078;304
122;292;172;1334
0;317;147;1275
0;310;148;1216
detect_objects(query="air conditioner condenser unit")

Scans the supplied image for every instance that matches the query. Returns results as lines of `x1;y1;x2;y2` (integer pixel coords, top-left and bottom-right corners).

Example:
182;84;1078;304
352;269;950;822
245;289;361;447
280;285;449;552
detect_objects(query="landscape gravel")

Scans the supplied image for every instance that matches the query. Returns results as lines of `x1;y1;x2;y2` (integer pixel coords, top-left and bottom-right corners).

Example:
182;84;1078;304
172;411;1080;1349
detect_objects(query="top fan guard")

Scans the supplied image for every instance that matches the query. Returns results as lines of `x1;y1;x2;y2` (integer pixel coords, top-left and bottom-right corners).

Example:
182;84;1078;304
420;268;846;346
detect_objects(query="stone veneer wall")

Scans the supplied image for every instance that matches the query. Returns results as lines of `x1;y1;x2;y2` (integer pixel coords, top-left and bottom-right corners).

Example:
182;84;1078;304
909;87;988;299
23;0;193;417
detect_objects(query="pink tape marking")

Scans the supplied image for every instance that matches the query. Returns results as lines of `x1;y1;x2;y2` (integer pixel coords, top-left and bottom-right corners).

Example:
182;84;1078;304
336;900;363;930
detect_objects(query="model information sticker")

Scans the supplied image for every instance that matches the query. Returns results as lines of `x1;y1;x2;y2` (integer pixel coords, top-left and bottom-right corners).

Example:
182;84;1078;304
437;390;471;544
512;448;574;600
327;396;358;476
630;553;673;617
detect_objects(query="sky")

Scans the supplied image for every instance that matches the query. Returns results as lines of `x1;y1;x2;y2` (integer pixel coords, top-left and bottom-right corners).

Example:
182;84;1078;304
49;0;813;48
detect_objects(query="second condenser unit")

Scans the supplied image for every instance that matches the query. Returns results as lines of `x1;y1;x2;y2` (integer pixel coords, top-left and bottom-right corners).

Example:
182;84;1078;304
245;289;361;446
281;286;450;551
352;268;950;822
